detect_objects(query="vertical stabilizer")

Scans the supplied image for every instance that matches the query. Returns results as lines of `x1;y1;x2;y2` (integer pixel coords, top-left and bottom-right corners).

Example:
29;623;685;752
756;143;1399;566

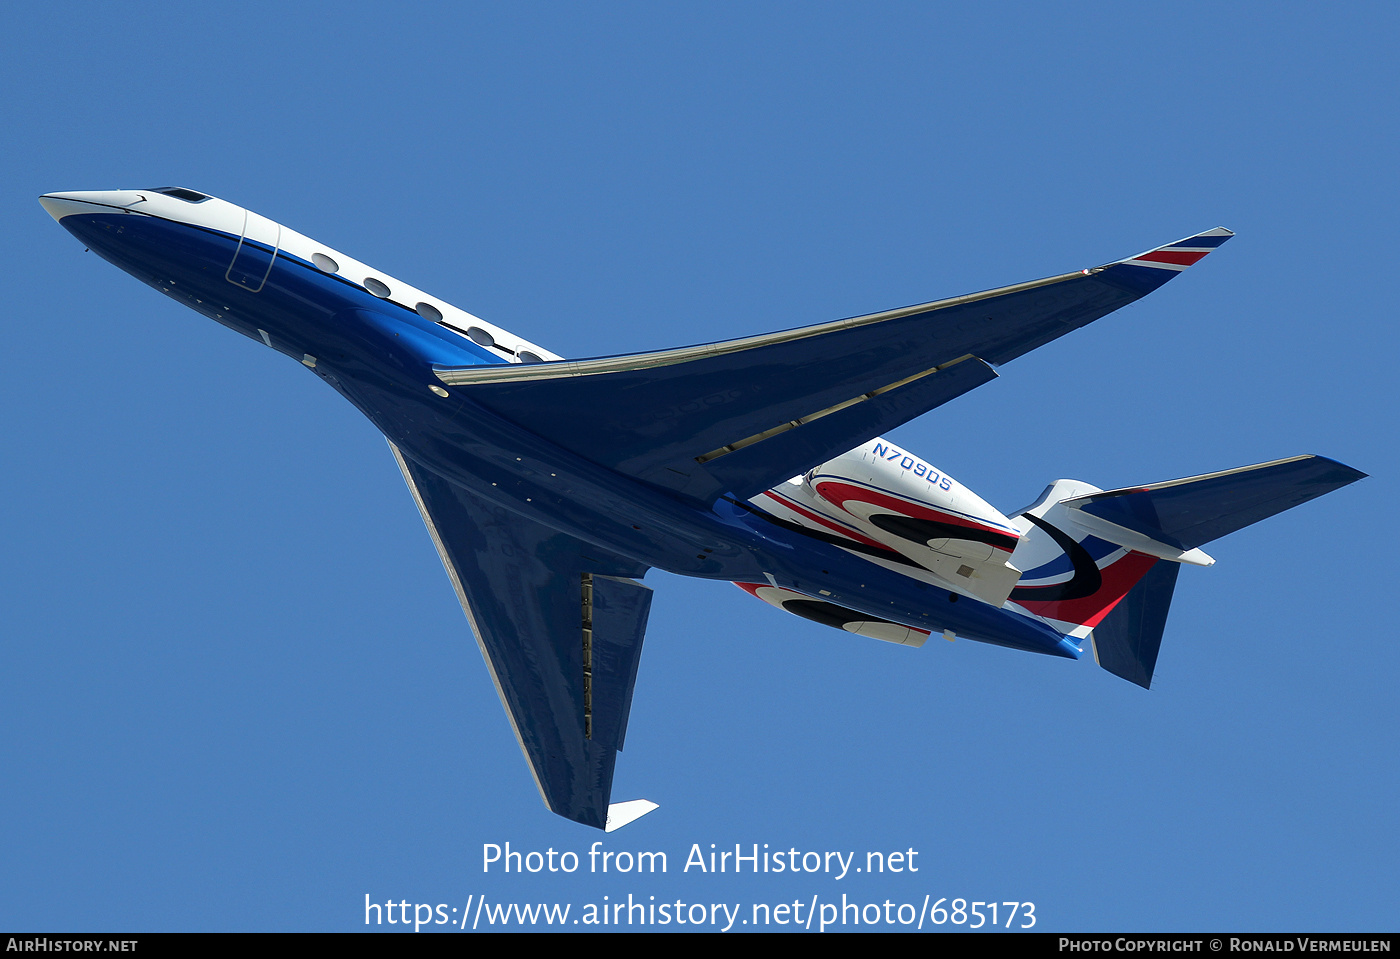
1006;480;1162;640
1090;561;1181;688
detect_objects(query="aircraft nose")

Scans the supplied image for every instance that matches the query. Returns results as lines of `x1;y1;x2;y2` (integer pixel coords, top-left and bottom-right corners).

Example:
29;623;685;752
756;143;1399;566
39;191;146;223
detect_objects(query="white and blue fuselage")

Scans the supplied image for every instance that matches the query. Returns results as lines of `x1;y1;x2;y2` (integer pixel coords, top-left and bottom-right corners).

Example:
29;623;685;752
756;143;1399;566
40;187;1078;658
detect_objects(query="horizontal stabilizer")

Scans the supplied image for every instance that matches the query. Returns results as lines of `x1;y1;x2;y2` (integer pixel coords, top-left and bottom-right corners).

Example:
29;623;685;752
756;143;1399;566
1064;455;1367;551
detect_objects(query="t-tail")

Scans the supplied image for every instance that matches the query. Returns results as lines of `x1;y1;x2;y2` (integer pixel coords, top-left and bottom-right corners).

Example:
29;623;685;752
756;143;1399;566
1005;455;1366;688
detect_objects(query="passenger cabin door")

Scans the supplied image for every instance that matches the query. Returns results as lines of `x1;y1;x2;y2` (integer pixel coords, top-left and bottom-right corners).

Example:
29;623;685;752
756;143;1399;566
225;209;281;292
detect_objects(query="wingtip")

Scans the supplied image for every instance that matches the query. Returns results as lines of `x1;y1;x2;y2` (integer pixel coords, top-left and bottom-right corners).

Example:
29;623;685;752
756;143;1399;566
1304;454;1369;484
1111;227;1235;277
604;799;659;832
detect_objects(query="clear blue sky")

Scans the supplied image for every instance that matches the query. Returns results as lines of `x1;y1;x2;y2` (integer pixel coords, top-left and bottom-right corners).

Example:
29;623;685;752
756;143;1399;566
2;2;1395;932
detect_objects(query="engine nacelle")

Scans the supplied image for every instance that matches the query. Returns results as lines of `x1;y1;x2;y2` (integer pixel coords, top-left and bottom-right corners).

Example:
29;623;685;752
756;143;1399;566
733;582;929;647
750;437;1024;606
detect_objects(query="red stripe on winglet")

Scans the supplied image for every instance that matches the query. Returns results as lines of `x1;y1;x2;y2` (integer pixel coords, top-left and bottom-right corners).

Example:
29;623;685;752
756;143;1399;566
1137;250;1209;266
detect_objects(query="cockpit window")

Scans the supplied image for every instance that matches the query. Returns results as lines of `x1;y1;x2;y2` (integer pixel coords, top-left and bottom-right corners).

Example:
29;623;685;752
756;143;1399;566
147;187;210;203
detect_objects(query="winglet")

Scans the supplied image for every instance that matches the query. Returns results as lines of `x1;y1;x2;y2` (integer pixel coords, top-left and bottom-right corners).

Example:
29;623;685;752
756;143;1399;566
1121;226;1234;270
605;799;659;832
1095;227;1234;295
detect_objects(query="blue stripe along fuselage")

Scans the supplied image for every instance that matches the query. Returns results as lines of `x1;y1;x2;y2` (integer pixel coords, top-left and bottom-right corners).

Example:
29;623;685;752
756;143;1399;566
59;208;1078;659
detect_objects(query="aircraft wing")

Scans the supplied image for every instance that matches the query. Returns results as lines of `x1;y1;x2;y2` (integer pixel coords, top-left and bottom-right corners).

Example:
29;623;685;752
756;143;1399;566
435;228;1232;504
390;444;654;830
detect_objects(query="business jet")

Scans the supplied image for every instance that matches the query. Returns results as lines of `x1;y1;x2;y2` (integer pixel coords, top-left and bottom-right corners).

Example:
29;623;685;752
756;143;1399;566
40;188;1364;831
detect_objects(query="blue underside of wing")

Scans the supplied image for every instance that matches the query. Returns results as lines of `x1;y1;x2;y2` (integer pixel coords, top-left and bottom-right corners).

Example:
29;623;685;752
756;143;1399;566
398;453;653;829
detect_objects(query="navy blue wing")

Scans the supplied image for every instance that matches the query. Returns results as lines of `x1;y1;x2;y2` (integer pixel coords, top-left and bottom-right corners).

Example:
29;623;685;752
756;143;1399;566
435;230;1232;505
390;445;652;829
